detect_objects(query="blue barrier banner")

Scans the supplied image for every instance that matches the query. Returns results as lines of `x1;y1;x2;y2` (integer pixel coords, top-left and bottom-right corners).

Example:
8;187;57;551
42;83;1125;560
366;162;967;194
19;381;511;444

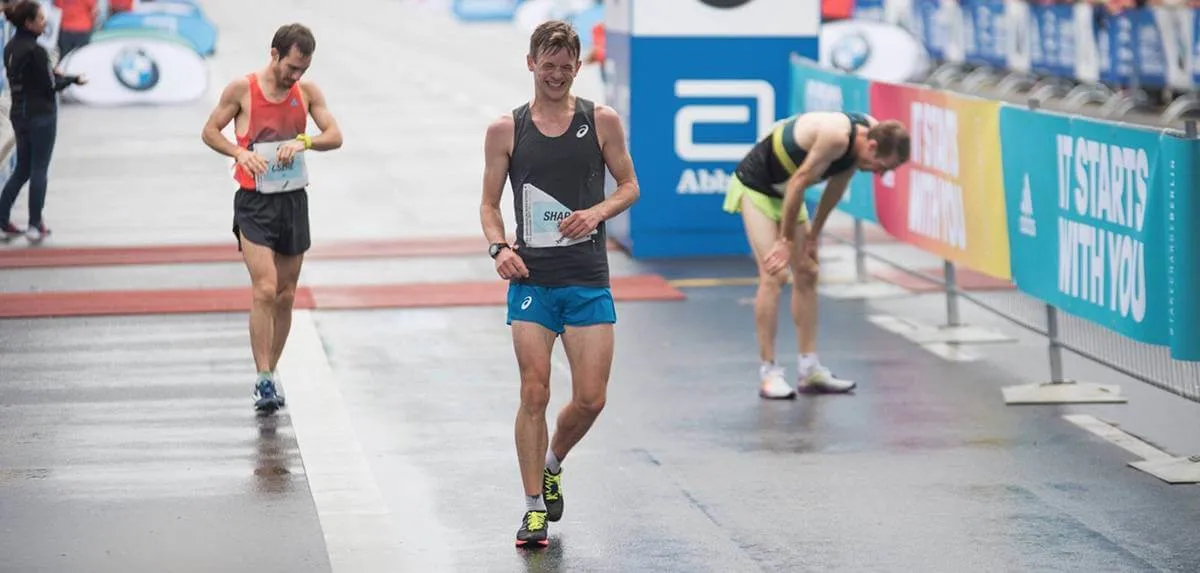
972;0;1007;68
787;58;876;223
1160;133;1200;360
452;0;520;21
1000;106;1200;359
913;0;943;61
961;0;981;64
1104;10;1137;85
101;11;216;56
1031;5;1076;78
853;0;885;21
1133;8;1166;88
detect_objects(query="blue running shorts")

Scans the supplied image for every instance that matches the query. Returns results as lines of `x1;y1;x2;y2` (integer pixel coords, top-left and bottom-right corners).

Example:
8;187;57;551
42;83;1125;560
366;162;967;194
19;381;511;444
506;283;617;334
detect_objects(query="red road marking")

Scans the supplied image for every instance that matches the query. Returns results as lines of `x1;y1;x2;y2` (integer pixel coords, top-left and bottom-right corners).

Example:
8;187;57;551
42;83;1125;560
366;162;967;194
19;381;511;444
871;266;1015;293
0;237;625;269
0;275;685;319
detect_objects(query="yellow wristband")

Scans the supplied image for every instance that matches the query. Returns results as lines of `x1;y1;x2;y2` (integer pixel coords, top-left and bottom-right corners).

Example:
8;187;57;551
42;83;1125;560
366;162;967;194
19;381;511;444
296;133;312;150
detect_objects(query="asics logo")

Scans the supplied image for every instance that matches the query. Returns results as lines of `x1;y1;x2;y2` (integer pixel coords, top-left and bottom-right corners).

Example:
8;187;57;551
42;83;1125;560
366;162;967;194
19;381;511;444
521;296;533;310
576;124;589;138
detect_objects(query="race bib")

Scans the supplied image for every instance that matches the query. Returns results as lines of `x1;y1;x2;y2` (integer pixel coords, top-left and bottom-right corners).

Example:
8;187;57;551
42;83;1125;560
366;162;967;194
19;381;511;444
522;183;595;248
252;139;308;194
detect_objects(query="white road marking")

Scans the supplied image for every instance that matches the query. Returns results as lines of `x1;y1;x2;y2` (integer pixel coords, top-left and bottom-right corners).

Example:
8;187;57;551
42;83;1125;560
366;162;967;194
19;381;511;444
278;310;452;571
1062;414;1174;462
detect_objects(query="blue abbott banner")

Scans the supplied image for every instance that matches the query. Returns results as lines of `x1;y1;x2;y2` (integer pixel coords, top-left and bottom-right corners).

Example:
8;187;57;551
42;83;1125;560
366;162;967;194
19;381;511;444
788;57;876;223
1000;106;1200;360
603;0;820;258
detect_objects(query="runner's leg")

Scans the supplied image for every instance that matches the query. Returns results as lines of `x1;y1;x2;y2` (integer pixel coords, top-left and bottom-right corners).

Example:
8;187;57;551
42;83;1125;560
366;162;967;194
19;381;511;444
789;222;856;394
268;253;304;372
512;315;557;547
740;193;796;399
240;232;278;374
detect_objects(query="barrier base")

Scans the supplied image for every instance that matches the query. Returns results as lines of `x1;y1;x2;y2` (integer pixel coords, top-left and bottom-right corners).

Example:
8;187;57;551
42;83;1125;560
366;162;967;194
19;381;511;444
920;342;983;362
1129;455;1200;484
819;281;911;300
1001;380;1127;404
868;314;1016;345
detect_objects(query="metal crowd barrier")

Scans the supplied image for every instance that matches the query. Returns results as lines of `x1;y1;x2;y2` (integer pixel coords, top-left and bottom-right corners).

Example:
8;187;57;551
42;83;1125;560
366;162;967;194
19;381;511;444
789;52;1200;484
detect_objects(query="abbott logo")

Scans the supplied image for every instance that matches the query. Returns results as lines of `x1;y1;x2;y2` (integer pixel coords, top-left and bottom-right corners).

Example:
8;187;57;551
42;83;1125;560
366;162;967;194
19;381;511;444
673;79;774;163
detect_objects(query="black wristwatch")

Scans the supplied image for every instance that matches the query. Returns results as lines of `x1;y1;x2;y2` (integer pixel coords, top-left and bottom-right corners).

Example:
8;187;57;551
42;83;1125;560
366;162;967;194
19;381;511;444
489;242;510;259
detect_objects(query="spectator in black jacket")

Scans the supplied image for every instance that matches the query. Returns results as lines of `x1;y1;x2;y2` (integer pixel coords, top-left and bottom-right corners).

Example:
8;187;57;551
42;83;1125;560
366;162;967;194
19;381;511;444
0;0;86;242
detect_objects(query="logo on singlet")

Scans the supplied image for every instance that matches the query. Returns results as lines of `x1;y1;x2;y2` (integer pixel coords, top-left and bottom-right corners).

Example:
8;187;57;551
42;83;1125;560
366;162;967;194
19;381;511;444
698;0;753;8
576;124;589;138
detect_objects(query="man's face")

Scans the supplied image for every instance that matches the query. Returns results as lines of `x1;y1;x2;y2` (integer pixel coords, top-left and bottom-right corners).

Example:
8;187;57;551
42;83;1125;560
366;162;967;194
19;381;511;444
271;46;311;88
857;141;902;175
527;47;579;101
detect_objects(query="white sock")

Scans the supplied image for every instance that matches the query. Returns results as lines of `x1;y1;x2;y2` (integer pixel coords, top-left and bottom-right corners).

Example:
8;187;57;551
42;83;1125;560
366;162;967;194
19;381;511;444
759;361;777;378
799;353;819;376
545;450;561;474
526;494;546;512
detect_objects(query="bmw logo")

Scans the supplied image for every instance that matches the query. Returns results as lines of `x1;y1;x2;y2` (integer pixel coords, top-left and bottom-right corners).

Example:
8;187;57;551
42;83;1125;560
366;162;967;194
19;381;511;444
831;33;871;72
112;46;161;92
699;0;754;7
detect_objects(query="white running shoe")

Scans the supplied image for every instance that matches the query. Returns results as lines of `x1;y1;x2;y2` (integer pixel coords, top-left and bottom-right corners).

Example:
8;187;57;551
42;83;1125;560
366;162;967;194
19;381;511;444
759;364;797;399
797;366;857;394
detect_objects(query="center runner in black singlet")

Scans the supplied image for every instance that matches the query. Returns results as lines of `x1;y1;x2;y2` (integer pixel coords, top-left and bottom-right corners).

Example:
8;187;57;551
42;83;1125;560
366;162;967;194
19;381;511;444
722;110;910;400
479;20;639;549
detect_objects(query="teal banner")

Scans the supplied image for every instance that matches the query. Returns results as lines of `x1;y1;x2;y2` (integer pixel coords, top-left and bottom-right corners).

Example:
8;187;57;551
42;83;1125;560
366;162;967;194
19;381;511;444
788;57;876;223
1000;106;1200;360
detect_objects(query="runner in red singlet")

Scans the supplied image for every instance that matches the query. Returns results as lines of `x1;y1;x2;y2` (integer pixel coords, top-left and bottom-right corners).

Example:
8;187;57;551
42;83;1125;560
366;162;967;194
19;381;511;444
201;23;343;414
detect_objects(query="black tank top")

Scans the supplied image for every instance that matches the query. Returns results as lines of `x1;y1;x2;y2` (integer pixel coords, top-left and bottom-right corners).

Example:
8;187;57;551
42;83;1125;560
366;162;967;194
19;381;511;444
734;111;869;198
508;97;609;288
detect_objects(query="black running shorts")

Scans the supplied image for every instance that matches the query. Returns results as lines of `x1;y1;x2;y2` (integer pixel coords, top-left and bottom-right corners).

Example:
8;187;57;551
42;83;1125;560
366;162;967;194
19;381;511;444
231;187;311;256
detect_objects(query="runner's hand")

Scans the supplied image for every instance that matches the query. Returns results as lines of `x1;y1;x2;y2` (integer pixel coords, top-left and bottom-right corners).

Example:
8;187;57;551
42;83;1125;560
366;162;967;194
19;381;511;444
236;148;268;176
495;246;529;280
276;140;306;167
763;238;791;276
802;234;819;264
559;208;603;240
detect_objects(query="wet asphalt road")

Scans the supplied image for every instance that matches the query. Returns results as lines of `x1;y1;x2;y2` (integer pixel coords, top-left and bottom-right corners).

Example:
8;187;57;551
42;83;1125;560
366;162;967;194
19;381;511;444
1;0;1199;571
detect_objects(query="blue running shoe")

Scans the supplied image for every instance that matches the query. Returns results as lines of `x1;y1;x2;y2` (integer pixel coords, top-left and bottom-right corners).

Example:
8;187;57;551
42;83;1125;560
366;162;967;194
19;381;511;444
254;375;283;413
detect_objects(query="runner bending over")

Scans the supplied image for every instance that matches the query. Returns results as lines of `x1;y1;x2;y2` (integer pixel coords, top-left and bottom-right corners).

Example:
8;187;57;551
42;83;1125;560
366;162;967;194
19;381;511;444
722;110;909;399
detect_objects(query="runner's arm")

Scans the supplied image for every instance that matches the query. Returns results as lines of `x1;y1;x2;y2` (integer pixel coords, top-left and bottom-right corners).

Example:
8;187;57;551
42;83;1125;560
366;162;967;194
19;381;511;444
810;169;852;238
779;130;845;243
302;82;343;151
480;116;514;245
201;80;246;159
592;105;639;220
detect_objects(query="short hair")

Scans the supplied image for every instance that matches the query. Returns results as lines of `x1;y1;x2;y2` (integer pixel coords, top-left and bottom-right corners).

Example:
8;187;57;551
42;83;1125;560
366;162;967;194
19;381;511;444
868;120;910;164
528;20;580;61
272;23;316;58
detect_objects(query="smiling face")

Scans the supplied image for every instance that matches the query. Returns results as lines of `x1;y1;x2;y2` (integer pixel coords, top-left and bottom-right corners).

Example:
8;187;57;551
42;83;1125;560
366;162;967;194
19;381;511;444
526;20;582;103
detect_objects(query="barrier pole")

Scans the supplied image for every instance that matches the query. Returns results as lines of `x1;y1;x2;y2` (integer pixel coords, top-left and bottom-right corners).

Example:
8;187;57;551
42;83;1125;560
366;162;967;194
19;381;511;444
943;261;960;327
853;218;867;282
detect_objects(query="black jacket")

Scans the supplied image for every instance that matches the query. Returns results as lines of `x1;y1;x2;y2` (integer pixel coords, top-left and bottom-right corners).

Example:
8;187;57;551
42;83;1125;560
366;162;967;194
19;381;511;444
4;28;79;120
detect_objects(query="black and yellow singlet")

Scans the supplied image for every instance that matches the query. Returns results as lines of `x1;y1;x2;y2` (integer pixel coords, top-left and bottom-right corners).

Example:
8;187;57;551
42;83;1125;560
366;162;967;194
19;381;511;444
733;111;870;199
